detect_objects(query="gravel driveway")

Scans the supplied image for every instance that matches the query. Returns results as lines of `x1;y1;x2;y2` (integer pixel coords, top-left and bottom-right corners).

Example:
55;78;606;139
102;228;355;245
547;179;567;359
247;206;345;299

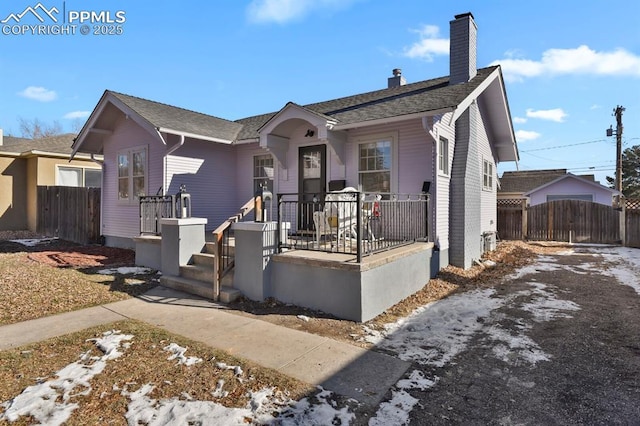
366;245;640;425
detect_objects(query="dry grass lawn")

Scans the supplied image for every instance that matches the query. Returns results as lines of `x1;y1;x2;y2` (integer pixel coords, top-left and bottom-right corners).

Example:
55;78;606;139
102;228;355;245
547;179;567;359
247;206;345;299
0;320;313;425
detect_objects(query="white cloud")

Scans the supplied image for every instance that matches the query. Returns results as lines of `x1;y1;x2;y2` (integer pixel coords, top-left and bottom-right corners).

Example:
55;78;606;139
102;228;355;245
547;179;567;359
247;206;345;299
515;130;541;141
63;110;90;119
513;117;527;124
402;25;449;61
492;45;640;82
246;0;357;24
590;104;601;110
526;108;567;123
18;86;57;102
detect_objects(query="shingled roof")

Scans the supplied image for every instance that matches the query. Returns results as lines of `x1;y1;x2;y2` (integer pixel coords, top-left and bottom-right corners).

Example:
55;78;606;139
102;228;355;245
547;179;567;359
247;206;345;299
108;91;243;142
235;66;499;140
1;133;77;155
499;169;568;193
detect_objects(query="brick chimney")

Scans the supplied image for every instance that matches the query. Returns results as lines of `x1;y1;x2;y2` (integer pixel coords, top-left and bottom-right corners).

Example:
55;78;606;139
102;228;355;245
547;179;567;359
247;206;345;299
449;12;477;85
387;68;406;88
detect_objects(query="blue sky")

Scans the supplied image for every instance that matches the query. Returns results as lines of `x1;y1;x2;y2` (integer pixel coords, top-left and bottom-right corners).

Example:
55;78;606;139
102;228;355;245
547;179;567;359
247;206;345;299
1;0;639;184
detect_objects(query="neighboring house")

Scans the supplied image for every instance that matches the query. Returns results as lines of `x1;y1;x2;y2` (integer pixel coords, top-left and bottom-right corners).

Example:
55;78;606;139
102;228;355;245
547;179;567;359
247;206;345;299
525;173;618;206
498;169;617;206
0;129;102;231
72;13;518;271
498;169;568;201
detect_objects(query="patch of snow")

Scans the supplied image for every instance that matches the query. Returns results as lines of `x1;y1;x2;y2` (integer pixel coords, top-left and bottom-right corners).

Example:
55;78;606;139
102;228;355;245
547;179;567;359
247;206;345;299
97;266;151;275
123;384;354;426
297;315;311;322
215;362;243;377
9;237;57;247
368;390;419;426
371;289;504;366
396;370;439;391
1;331;133;425
210;380;229;398
520;282;581;322
163;343;202;366
596;247;640;295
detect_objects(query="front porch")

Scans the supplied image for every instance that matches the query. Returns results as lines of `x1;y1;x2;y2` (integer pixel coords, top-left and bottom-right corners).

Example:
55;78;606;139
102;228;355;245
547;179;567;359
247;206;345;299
135;192;434;322
270;242;434;322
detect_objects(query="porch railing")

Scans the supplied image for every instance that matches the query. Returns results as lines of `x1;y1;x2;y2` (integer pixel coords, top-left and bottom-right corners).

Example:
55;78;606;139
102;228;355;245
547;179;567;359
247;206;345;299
212;197;257;287
277;192;430;262
139;195;175;235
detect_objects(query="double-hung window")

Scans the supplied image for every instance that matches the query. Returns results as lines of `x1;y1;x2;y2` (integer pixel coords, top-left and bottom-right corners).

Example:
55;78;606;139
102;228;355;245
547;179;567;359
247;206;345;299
483;159;494;190
118;146;147;202
357;133;397;195
438;137;449;175
253;154;274;194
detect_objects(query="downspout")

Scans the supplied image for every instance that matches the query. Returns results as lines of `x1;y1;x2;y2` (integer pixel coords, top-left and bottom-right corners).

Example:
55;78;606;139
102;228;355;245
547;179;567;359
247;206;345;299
422;116;438;247
159;130;185;196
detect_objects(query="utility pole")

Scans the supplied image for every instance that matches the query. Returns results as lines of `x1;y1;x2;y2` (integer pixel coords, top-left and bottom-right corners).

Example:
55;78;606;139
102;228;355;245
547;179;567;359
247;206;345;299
607;105;625;205
614;105;625;196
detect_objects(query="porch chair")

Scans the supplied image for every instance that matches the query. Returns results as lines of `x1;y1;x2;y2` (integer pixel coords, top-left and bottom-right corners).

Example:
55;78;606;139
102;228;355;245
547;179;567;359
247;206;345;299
313;187;359;248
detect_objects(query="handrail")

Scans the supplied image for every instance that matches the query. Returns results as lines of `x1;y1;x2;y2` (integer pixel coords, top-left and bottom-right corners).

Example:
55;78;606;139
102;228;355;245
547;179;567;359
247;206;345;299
211;197;257;286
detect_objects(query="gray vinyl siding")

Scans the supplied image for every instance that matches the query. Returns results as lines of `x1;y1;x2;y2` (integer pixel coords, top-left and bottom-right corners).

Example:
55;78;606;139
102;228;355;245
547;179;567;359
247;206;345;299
478;112;497;234
449;102;482;268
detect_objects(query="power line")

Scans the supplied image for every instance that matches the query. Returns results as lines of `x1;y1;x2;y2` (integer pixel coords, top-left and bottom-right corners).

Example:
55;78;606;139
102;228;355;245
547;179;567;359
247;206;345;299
520;139;606;153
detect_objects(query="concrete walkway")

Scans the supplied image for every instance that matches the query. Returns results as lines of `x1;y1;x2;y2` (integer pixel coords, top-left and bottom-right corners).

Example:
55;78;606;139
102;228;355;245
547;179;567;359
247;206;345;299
0;286;409;407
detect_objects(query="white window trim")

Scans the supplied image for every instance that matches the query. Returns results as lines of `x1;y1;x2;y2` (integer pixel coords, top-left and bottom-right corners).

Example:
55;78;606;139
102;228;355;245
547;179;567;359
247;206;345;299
438;136;449;177
55;164;102;187
117;144;148;205
482;158;494;191
355;131;399;194
253;153;274;193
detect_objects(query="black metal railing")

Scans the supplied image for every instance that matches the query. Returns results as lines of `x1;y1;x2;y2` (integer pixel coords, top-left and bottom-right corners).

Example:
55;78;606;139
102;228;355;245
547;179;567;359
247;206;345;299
139;195;175;235
277;191;430;262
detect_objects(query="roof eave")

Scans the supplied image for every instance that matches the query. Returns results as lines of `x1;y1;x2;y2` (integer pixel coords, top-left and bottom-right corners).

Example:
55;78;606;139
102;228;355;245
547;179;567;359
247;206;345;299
157;127;234;145
332;107;455;131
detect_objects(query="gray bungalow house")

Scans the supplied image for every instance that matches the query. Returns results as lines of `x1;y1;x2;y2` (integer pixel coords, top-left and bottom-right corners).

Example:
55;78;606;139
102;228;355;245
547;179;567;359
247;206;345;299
72;13;518;320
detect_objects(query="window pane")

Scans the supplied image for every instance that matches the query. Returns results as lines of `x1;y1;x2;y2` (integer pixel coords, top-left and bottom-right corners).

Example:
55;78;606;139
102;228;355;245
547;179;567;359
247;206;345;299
133;177;145;197
58;167;82;187
118;154;128;178
360;171;390;193
85;169;102;188
118;178;129;199
133;150;145;176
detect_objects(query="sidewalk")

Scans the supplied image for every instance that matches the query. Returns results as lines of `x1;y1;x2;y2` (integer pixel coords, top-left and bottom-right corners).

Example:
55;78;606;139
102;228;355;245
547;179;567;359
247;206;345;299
0;286;409;406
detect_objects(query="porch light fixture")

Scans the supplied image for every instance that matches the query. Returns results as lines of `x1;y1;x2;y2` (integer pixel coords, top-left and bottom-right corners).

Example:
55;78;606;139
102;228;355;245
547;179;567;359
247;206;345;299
304;129;315;137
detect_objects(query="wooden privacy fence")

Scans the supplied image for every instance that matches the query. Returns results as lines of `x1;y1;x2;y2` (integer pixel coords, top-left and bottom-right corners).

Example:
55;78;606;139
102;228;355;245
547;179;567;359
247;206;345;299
626;198;640;248
498;198;640;247
37;186;101;245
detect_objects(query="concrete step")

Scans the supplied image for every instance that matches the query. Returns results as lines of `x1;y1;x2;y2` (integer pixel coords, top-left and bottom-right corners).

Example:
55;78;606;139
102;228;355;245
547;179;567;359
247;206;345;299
221;268;234;288
159;275;216;300
192;252;216;267
180;264;215;282
220;286;241;303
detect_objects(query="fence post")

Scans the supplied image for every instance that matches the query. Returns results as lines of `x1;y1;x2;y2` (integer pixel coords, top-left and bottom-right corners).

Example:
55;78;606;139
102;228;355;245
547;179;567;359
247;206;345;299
521;198;527;240
620;198;626;246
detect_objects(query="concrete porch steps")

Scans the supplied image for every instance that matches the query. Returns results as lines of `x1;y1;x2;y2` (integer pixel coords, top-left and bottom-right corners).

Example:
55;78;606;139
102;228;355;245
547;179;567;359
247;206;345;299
160;237;241;303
